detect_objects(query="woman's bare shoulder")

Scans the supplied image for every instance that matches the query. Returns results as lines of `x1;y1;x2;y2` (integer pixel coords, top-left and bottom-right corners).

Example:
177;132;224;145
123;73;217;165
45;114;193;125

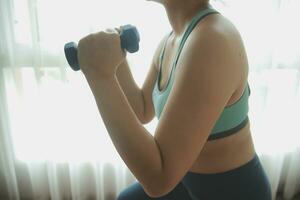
197;12;243;42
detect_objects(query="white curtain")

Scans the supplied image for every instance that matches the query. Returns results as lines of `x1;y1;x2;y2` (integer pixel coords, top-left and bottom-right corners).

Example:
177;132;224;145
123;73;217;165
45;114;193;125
0;0;299;199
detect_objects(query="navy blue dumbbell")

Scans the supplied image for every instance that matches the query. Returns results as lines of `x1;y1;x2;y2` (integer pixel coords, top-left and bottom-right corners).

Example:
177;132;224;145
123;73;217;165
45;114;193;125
64;24;140;71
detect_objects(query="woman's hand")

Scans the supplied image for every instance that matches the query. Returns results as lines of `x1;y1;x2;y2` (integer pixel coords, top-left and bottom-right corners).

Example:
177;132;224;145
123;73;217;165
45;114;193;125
77;27;126;80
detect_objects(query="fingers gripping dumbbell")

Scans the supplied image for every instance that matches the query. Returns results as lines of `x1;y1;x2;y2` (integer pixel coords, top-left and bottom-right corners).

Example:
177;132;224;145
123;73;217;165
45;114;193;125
64;24;140;71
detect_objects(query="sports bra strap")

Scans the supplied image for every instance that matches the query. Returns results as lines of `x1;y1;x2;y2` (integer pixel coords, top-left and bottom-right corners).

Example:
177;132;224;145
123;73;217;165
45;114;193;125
173;8;220;70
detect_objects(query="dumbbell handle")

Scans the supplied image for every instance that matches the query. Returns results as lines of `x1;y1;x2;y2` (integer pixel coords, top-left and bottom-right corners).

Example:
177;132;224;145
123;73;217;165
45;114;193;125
64;24;140;71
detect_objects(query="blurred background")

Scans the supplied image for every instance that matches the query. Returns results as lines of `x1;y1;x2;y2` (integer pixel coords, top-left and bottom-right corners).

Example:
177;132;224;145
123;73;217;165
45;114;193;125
0;0;300;199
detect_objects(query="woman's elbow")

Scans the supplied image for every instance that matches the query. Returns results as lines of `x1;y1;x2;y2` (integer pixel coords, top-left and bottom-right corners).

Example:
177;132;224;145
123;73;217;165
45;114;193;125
144;186;169;198
143;176;174;198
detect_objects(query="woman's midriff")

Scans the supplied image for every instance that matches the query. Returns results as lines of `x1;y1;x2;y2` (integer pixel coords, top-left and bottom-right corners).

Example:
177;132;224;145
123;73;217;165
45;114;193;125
188;121;256;174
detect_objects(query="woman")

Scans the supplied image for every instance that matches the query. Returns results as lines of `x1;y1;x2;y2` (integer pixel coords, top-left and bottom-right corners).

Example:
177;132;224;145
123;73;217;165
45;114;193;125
77;0;272;199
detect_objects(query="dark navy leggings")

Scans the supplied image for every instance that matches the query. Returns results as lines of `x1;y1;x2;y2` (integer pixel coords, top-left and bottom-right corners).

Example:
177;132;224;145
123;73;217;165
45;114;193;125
117;153;272;200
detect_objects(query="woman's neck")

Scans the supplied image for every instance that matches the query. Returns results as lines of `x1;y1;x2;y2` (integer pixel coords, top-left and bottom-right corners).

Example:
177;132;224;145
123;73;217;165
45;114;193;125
162;0;211;38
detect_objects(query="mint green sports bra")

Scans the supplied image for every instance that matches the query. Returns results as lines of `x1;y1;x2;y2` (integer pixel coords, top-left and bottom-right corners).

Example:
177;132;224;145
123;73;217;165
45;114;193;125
152;8;251;141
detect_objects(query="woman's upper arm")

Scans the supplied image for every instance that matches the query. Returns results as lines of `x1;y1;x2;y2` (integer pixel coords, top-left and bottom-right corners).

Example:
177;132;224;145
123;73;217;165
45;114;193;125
141;33;170;124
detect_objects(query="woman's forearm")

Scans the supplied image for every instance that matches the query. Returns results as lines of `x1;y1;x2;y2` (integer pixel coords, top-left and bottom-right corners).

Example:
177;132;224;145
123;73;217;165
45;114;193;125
116;59;145;122
85;75;165;195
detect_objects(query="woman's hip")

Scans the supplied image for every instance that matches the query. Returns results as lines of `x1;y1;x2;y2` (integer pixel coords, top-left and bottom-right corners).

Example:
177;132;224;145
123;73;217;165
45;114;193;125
182;153;272;200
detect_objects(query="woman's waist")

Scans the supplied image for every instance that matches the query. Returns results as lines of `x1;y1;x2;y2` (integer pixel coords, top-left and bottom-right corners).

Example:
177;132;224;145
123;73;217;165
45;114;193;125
188;124;255;174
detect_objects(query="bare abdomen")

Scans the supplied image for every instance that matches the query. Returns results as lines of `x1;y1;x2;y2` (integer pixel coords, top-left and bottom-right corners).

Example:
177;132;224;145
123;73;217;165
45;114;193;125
189;121;256;174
